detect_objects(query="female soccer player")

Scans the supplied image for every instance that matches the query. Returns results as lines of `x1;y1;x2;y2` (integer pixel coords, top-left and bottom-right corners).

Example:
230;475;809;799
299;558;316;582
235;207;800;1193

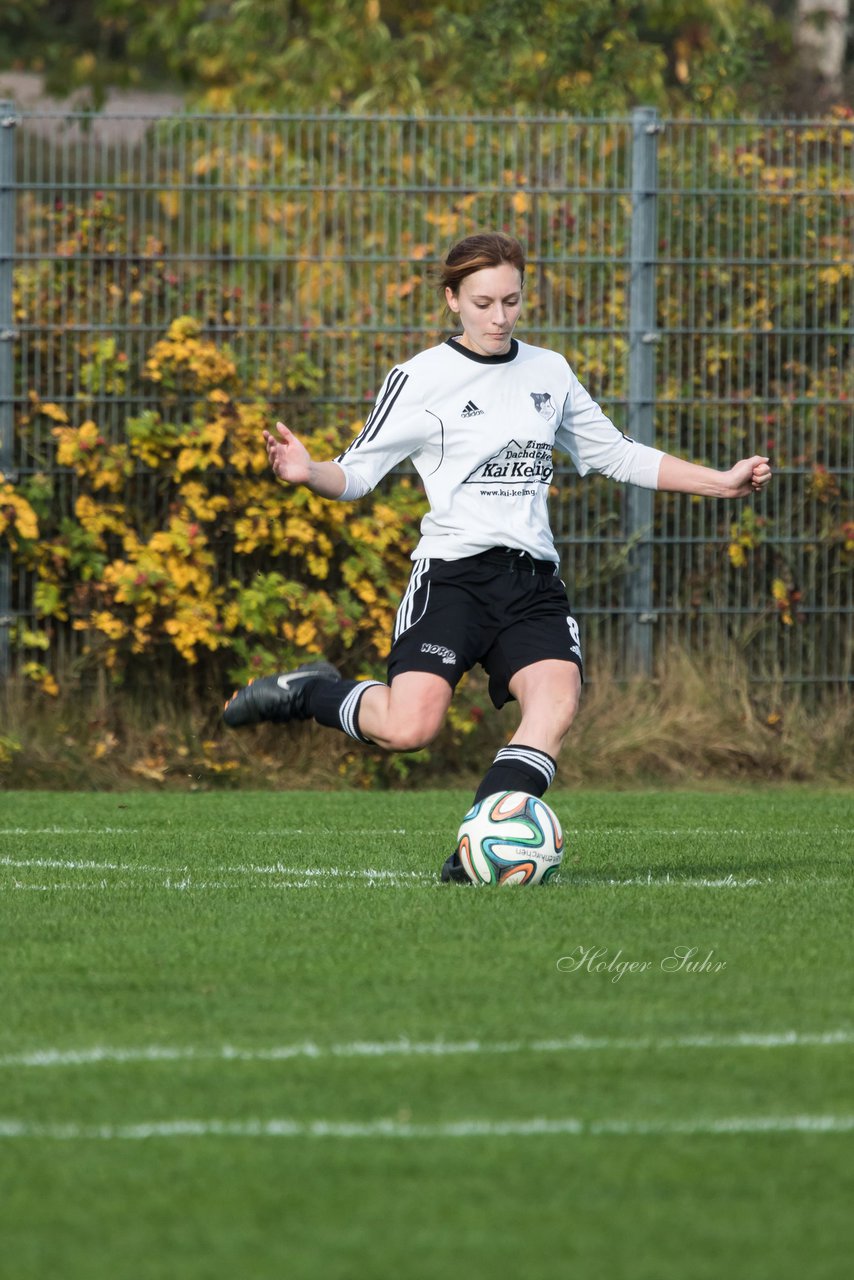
223;231;771;879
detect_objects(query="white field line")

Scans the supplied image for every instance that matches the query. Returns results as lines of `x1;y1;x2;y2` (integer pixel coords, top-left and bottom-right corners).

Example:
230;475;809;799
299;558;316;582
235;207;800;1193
8;880;436;893
576;874;772;888
0;827;418;837
2;867;847;892
3;868;846;892
2;1029;852;1071
0;826;851;839
3;855;847;891
0;1114;852;1141
0;854;435;882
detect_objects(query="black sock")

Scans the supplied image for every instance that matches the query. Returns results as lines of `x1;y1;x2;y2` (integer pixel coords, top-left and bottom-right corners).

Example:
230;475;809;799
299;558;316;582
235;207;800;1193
306;678;384;743
473;744;556;804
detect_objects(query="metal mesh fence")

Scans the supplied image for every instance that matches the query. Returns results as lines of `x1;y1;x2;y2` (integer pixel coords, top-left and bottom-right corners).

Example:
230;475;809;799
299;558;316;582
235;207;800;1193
653;119;853;687
1;107;851;689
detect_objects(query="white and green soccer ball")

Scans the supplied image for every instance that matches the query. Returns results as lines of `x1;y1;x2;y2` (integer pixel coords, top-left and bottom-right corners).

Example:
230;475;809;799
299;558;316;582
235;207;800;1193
455;791;564;885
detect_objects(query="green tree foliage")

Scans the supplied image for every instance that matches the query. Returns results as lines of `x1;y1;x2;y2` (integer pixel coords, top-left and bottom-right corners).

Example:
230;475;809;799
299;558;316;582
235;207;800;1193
0;0;142;101
0;0;797;116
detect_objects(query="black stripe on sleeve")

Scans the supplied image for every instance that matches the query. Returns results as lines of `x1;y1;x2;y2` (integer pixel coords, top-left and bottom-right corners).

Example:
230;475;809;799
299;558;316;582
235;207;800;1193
338;367;410;460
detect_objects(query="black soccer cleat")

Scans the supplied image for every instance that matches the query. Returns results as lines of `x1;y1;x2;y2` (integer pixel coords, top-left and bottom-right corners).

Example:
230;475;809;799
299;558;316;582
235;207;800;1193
223;660;341;728
440;848;472;884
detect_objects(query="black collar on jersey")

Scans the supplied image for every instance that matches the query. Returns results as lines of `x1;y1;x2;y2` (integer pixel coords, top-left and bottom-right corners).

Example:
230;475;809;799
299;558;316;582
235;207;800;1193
445;336;519;364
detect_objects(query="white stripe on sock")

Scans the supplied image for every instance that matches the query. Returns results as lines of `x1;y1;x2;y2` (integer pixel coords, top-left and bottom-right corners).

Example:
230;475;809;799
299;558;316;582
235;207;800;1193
339;681;384;742
494;746;556;787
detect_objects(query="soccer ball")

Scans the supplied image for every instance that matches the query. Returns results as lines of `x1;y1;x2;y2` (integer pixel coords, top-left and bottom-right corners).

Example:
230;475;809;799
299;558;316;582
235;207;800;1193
455;791;564;885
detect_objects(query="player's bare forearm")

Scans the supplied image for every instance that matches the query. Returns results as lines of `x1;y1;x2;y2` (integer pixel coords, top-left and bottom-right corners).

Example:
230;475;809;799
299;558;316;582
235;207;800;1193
656;453;772;499
303;459;347;499
263;422;347;498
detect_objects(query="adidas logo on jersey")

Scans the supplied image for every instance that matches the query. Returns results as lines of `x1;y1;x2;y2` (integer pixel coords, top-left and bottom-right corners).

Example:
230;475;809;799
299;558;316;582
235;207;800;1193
461;400;484;418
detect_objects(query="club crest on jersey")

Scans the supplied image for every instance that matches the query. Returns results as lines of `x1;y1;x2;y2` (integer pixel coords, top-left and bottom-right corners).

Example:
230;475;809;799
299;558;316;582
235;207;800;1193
463;439;554;486
530;392;555;420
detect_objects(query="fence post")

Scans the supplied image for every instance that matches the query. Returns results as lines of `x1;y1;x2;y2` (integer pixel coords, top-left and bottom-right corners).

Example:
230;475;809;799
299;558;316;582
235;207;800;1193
0;102;17;685
625;106;661;678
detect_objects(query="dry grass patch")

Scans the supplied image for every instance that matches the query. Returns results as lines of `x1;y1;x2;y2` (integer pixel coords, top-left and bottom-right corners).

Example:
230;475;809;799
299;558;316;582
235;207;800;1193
1;652;850;791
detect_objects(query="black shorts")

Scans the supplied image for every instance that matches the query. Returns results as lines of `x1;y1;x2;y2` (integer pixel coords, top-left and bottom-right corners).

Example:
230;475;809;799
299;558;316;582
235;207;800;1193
386;548;583;709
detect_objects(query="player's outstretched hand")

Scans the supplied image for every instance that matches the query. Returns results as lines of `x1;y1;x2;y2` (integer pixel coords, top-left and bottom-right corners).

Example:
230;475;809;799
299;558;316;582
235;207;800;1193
263;421;313;486
723;455;772;499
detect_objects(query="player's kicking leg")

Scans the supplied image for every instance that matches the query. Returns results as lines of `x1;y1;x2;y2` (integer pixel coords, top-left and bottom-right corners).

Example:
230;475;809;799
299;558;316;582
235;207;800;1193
223;660;342;727
224;665;451;750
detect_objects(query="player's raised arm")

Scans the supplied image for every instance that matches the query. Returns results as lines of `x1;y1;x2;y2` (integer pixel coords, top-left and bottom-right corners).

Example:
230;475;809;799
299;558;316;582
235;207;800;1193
263;421;347;498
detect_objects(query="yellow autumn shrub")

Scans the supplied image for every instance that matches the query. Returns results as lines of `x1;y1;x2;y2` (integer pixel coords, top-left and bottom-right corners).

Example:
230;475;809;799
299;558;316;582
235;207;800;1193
5;312;425;693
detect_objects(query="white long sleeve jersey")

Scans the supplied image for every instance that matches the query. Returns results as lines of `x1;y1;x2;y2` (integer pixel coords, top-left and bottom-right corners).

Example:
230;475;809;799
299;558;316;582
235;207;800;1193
335;337;664;563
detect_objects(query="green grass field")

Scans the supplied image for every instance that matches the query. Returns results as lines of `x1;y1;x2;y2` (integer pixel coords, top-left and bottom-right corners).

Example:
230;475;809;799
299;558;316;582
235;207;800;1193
1;786;852;1280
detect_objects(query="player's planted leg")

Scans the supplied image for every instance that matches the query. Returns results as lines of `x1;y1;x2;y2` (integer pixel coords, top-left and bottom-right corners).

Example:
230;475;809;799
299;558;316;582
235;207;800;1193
441;850;472;883
440;743;557;883
440;661;580;884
